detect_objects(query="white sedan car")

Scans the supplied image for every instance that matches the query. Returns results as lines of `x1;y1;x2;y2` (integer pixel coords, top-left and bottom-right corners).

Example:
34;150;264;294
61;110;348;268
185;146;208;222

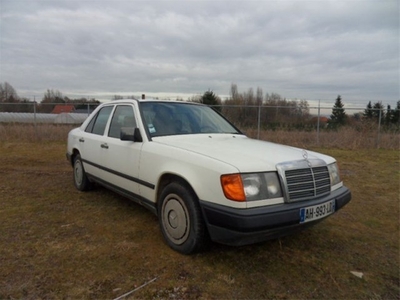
67;99;351;254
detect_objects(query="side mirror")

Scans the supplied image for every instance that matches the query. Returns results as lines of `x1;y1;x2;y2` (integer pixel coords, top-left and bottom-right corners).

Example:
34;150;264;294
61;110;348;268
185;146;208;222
120;127;143;142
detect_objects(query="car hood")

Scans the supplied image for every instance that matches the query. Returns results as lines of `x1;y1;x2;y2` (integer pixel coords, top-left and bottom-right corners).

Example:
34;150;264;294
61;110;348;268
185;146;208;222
153;134;334;172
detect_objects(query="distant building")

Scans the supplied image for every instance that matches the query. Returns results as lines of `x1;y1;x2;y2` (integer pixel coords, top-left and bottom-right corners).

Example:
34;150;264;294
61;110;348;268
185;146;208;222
74;108;95;114
51;105;75;114
310;116;329;128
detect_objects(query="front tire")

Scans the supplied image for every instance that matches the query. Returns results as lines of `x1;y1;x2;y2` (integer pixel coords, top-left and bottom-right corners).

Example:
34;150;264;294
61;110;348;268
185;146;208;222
73;154;92;191
158;182;207;254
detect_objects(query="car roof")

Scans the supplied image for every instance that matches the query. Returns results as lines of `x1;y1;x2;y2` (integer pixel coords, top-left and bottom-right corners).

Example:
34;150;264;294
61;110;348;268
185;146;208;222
104;99;204;106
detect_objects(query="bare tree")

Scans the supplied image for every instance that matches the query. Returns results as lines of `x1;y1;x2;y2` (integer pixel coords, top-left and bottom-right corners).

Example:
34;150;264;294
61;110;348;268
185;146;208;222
256;87;263;106
39;89;65;113
230;83;240;102
111;95;124;100
0;82;18;103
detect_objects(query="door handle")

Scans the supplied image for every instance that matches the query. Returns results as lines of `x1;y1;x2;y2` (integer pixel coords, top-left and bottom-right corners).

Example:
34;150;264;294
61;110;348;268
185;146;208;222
100;143;109;149
79;138;84;142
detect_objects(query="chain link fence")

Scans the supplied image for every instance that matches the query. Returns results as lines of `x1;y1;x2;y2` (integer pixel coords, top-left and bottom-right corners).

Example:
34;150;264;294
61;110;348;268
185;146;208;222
0;102;99;124
0;102;398;149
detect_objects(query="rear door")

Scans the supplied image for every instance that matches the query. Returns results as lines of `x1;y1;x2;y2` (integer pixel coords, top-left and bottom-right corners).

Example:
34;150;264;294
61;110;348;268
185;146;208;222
79;105;114;179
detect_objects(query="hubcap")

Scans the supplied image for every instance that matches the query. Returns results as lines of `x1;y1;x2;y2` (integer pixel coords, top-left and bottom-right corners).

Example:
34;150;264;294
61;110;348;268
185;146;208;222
74;160;83;186
162;194;190;245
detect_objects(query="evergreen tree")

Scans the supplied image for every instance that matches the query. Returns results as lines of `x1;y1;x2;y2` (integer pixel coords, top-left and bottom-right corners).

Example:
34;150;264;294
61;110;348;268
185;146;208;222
372;101;385;121
363;101;373;119
328;95;346;129
392;100;400;124
200;90;221;112
385;104;392;125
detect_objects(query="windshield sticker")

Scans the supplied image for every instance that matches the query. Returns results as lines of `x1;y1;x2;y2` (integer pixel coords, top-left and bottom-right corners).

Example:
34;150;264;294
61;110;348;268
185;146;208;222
148;124;156;133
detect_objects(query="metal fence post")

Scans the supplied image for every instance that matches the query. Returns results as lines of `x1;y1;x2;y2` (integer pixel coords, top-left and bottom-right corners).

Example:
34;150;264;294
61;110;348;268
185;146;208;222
33;97;38;139
257;105;261;140
377;108;382;148
317;100;321;146
33;97;36;124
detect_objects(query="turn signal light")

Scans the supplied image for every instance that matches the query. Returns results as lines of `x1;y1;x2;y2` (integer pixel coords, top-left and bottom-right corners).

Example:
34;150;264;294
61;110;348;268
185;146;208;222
220;174;246;201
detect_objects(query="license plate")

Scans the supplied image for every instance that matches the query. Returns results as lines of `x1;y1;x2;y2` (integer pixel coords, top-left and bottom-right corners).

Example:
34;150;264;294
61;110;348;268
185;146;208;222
299;200;336;223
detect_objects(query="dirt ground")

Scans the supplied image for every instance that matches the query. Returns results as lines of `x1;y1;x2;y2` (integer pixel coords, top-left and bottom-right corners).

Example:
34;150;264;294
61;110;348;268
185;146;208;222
0;142;399;299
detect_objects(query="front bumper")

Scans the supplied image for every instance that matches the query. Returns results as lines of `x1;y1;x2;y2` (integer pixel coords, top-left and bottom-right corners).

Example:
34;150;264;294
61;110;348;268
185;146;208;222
200;186;351;246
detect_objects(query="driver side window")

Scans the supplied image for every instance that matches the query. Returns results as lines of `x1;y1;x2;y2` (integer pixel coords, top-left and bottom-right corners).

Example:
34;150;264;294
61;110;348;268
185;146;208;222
108;105;136;138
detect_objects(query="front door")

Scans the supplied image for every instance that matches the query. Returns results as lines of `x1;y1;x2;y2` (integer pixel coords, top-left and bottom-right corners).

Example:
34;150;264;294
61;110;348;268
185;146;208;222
101;104;142;198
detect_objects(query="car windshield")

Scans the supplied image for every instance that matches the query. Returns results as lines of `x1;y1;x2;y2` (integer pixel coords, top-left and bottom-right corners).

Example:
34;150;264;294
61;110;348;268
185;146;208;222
140;102;241;137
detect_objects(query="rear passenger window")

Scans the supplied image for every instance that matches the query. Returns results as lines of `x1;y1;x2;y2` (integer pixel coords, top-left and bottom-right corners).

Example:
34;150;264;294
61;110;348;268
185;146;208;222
85;106;113;135
108;105;136;138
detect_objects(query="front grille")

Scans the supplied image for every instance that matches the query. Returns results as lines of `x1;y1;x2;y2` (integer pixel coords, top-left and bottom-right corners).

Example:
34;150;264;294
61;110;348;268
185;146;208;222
285;166;330;201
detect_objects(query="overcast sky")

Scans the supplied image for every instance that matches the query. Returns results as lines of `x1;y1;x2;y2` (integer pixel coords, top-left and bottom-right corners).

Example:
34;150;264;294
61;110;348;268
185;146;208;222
1;0;399;107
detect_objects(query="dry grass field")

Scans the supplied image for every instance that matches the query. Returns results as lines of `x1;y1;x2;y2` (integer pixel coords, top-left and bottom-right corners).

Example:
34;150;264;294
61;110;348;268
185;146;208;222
0;122;398;149
0;124;399;299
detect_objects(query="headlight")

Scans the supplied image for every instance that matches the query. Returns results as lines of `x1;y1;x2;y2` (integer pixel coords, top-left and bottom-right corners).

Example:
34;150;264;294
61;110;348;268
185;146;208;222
242;174;262;198
327;163;341;186
221;172;283;202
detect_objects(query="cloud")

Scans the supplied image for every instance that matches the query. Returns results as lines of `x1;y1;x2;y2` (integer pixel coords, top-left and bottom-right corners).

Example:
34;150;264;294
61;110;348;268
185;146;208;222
0;0;398;106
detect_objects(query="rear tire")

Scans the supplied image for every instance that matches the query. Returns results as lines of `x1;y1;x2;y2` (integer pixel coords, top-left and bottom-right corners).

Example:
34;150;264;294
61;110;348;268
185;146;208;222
73;154;92;191
158;182;207;254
